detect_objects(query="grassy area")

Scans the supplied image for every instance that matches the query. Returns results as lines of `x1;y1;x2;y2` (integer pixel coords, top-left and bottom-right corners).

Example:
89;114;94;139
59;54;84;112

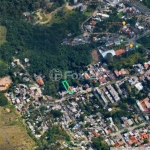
109;51;146;69
47;7;76;26
0;104;36;150
0;26;7;45
40;13;48;22
117;12;123;18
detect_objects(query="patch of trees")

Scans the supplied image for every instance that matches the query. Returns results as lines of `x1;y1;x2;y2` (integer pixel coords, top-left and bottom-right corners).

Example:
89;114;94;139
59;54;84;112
137;35;150;48
32;0;65;12
50;110;63;118
92;137;109;150
143;0;150;8
0;92;8;106
38;125;70;149
0;60;8;77
0;1;92;95
107;50;146;70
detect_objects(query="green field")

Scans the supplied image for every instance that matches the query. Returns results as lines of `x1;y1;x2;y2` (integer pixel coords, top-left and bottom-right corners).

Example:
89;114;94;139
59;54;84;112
40;13;48;22
0;104;36;150
48;7;76;26
117;12;123;18
0;26;6;45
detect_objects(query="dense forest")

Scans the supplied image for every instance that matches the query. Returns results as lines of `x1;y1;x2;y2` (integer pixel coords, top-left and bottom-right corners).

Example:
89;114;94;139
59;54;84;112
143;0;150;8
0;0;94;95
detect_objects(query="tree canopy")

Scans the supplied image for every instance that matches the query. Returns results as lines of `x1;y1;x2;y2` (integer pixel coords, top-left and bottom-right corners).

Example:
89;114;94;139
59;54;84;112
0;92;8;106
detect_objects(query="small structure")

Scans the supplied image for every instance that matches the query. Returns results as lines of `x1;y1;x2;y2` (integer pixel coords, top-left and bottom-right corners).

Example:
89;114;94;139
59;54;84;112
36;77;44;85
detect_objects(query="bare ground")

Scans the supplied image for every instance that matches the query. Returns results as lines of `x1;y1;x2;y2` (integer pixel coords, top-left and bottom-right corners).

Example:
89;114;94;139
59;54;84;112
91;49;100;64
0;76;12;91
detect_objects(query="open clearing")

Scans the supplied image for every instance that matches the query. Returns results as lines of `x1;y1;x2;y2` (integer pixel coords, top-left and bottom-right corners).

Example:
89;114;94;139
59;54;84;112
91;49;100;64
47;7;75;26
0;76;12;91
0;106;35;150
0;26;7;45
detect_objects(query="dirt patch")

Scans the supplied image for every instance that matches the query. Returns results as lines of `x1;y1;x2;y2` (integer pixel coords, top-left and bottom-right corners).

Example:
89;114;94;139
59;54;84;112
0;76;12;91
5;108;10;113
65;3;74;10
91;49;100;63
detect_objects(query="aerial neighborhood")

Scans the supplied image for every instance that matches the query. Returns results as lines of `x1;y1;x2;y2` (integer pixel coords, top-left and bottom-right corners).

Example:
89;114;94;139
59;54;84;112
1;0;150;149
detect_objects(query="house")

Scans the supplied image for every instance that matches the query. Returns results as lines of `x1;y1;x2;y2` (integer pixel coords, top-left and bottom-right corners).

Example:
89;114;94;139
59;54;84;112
127;119;133;126
84;73;90;79
96;13;109;18
135;82;143;91
114;40;121;45
23;12;30;17
36;77;44;85
80;5;87;13
93;37;97;41
99;77;105;83
74;0;78;5
114;69;128;77
93;131;99;137
137;97;150;112
24;58;29;63
105;42;114;47
91;21;97;26
129;76;138;85
84;25;92;32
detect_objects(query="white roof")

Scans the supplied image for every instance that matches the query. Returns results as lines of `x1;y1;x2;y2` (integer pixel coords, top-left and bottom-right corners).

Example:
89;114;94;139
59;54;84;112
138;26;144;29
108;108;112;112
101;50;115;58
97;13;109;17
135;82;143;91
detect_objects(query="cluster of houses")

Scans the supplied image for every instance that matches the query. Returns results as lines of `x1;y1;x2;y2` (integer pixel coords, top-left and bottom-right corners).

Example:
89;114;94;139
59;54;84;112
6;84;42;111
62;34;90;46
122;126;150;147
137;94;150;116
86;62;116;83
107;125;150;148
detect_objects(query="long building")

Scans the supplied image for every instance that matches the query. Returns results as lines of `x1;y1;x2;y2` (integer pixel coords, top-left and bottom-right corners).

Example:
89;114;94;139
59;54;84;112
95;87;108;105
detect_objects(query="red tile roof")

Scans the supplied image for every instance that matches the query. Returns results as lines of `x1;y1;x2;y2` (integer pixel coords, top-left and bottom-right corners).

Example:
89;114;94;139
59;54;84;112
84;73;90;79
93;131;99;137
100;77;105;83
115;49;126;56
91;21;97;26
144;63;149;69
36;77;44;85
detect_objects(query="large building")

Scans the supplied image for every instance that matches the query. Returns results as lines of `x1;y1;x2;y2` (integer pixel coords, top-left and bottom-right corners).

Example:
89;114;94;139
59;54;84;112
136;97;150;112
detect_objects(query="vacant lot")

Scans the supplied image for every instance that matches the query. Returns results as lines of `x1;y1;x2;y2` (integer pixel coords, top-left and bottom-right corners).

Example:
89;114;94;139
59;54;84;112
0;76;12;91
0;106;35;150
91;49;100;64
0;26;6;45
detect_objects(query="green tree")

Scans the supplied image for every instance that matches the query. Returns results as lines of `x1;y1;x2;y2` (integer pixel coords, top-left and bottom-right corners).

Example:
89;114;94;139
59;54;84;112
50;110;63;118
0;92;8;106
105;53;113;64
0;60;8;77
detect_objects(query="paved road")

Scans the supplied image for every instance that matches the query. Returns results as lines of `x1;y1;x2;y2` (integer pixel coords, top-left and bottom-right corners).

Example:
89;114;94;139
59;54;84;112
110;122;147;137
81;10;98;32
130;30;150;53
